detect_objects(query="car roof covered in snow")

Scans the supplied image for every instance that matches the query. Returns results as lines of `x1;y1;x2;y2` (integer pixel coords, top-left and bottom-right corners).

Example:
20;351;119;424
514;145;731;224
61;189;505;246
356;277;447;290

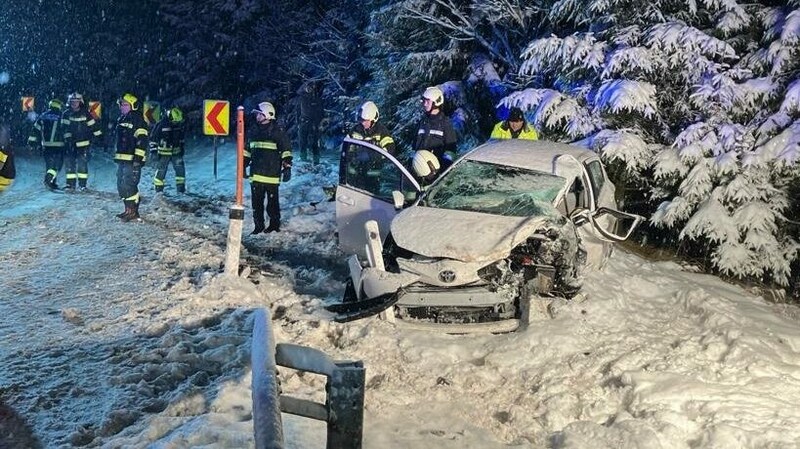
462;139;598;173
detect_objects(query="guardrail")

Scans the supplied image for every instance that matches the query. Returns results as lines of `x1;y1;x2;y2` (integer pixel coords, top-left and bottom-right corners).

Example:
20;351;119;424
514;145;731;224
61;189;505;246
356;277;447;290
251;308;365;449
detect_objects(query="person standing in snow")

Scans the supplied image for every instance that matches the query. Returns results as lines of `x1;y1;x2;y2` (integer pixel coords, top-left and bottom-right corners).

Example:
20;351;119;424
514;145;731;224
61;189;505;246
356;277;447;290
150;107;187;194
0;124;14;195
412;85;457;181
114;93;149;222
296;81;324;164
28;98;67;190
61;92;102;191
489;107;539;141
245;102;292;234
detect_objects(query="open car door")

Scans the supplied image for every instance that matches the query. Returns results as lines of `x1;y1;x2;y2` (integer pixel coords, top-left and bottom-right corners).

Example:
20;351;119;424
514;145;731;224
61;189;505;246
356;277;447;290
336;137;422;258
554;154;643;267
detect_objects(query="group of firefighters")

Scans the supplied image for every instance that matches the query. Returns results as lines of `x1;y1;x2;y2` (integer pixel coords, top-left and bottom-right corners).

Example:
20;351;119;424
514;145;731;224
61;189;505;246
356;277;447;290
3;84;539;232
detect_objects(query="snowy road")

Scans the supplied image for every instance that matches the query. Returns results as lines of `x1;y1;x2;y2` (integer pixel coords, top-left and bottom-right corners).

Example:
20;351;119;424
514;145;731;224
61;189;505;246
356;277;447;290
2;143;800;448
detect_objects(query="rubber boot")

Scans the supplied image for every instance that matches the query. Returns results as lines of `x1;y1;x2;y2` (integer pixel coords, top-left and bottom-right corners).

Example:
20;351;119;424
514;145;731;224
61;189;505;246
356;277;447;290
122;201;141;222
116;203;131;218
177;184;185;193
265;219;280;233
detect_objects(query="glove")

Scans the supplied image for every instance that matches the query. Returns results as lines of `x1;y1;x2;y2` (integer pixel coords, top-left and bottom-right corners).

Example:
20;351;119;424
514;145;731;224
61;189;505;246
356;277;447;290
148;142;158;155
281;160;292;182
243;167;250;179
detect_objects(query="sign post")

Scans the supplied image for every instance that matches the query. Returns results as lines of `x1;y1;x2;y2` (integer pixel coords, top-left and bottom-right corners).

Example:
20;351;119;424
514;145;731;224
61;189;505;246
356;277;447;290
224;106;246;277
203;99;230;180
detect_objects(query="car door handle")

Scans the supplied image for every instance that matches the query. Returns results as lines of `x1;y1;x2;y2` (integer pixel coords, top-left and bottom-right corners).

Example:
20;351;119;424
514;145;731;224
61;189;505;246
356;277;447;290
338;195;355;206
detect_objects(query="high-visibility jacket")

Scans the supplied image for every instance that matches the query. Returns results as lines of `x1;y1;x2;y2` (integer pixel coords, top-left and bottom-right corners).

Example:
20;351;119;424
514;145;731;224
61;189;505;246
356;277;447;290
0;145;15;192
245;121;292;185
413;112;457;163
61;107;102;150
348;122;396;155
490;121;539;140
28;107;66;149
150;118;185;156
114;110;149;164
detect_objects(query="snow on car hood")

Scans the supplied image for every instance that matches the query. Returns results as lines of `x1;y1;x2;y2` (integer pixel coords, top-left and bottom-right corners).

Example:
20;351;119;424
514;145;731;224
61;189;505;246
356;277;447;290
390;206;554;263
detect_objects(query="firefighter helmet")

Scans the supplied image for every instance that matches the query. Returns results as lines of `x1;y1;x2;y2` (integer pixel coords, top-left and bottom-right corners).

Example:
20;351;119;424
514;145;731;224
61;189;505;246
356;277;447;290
358;101;379;122
168;107;184;123
253;102;276;120
118;93;139;110
422;86;444;108
412;150;441;180
68;92;84;105
48;99;64;110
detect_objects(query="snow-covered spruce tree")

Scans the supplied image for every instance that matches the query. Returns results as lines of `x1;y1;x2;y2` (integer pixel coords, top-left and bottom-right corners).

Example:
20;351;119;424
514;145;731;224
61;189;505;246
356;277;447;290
364;0;547;152
507;2;800;288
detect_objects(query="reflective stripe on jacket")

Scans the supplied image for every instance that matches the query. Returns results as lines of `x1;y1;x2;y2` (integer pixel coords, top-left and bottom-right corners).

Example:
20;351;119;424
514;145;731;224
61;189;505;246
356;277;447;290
245;121;291;185
61;108;102;148
28;109;65;148
348;122;396;155
115;110;149;164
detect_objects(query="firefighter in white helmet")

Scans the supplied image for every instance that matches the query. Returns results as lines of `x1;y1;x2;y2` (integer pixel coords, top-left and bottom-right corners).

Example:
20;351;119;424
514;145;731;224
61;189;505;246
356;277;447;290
245;102;292;234
413;86;457;181
348;101;396;154
61;92;102;191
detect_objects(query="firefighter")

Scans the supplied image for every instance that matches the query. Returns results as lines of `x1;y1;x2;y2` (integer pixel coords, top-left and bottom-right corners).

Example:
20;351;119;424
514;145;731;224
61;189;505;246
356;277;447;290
490;107;539;140
245;102;292;234
413;86;457;178
150;107;187;193
28;99;66;190
61;92;102;191
348;101;396;154
114;93;148;222
0;126;14;195
346;101;396;192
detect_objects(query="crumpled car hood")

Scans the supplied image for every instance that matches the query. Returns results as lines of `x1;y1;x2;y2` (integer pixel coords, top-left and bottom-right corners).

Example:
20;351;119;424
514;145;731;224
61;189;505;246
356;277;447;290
390;206;556;263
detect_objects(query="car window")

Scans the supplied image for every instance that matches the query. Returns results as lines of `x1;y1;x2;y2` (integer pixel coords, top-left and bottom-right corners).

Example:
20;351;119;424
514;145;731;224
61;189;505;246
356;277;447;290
585;160;605;204
342;142;416;202
420;160;565;217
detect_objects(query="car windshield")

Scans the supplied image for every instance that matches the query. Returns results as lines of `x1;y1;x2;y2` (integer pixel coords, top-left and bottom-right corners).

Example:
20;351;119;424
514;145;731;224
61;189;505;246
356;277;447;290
420;160;566;217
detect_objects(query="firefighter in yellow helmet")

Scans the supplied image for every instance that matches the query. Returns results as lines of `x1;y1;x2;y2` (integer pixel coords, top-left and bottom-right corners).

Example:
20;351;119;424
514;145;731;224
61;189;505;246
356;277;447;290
28;99;66;190
150;107;187;193
114;93;149;222
61;92;102;191
490;107;539;140
245;102;292;234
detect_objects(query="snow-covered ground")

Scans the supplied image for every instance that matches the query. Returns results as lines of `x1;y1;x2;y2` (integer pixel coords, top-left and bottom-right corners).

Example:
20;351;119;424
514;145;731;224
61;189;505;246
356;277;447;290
1;139;800;449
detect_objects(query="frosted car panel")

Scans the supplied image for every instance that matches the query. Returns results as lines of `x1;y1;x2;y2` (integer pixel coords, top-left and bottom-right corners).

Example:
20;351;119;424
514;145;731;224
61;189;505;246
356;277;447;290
421;160;565;217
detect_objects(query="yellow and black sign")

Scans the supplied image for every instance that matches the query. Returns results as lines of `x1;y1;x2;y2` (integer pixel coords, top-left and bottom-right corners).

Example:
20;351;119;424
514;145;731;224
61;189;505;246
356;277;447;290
203;99;230;136
143;101;161;124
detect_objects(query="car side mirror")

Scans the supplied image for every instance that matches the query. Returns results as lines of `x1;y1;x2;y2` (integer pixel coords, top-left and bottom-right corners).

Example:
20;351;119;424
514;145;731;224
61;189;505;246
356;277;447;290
392;190;405;210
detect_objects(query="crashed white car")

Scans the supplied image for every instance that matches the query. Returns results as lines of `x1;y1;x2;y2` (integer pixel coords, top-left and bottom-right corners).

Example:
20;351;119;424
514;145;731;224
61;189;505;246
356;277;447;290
331;137;643;332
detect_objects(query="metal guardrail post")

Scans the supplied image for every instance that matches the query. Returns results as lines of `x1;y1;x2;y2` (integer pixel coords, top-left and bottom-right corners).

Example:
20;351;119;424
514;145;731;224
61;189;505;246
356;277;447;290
327;361;365;449
252;308;365;449
251;308;284;449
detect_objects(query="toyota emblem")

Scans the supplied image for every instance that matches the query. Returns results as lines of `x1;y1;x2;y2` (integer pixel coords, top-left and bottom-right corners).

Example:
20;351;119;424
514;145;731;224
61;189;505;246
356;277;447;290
438;270;456;283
